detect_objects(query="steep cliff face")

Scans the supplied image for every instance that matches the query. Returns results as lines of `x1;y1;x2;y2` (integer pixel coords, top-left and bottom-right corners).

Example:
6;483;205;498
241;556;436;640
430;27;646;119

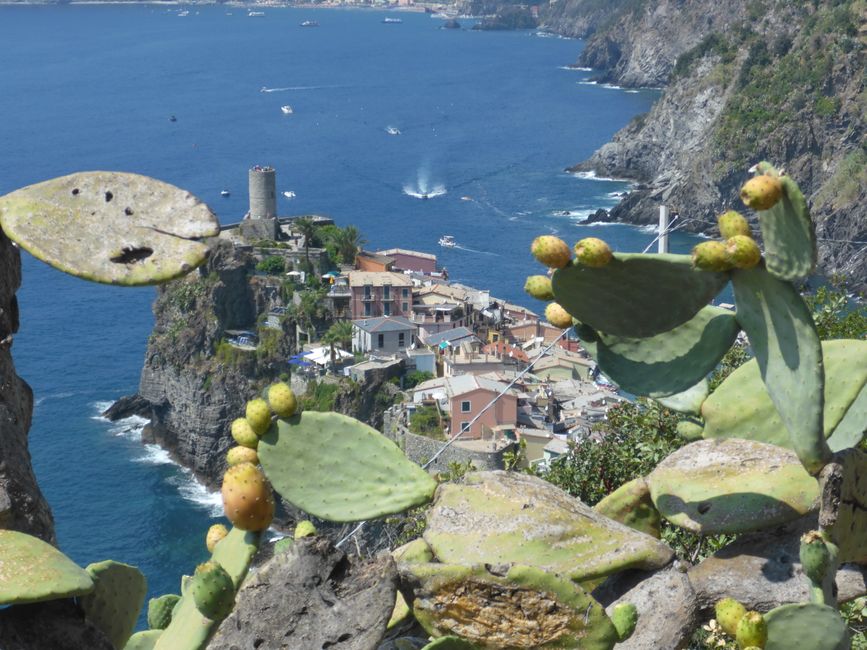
564;0;866;288
0;230;55;543
107;240;298;488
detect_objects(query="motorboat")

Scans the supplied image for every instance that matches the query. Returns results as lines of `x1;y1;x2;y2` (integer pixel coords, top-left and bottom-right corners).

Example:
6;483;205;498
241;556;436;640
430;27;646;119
220;190;230;197
178;10;190;17
382;17;403;23
385;125;401;135
281;105;293;115
168;115;177;122
438;235;456;248
248;11;265;17
283;191;296;199
299;20;319;27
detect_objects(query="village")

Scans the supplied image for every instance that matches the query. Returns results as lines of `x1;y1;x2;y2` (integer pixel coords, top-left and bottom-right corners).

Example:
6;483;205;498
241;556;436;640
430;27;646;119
217;165;625;471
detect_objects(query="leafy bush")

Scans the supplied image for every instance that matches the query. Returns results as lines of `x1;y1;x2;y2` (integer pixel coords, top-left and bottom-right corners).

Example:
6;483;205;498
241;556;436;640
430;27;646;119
404;370;434;389
300;380;340;412
255;255;285;275
409;405;446;441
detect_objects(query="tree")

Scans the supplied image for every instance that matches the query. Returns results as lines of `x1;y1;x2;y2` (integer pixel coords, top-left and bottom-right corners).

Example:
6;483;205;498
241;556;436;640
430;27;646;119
255;255;285;275
334;225;366;266
293;217;318;273
320;320;353;368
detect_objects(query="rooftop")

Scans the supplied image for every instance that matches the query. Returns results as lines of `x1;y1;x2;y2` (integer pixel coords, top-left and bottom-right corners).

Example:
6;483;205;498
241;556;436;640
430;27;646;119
425;327;476;347
376;248;437;261
348;271;413;288
352;316;417;333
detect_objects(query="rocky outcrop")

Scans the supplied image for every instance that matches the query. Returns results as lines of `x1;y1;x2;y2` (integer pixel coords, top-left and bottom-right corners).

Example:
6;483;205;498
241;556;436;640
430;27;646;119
0;229;54;543
566;1;866;288
0;600;113;650
208;536;398;650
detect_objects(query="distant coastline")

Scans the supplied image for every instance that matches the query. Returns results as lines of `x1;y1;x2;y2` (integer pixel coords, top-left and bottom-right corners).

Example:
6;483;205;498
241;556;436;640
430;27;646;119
0;0;437;10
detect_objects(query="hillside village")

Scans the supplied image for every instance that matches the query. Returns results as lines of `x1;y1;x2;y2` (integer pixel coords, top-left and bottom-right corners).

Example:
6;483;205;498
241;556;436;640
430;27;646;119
218;165;625;470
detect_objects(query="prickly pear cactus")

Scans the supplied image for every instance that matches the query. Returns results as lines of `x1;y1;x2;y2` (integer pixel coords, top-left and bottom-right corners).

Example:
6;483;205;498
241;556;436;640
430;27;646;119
551;253;729;338
79;560;148;650
421;637;479;649
0;530;94;605
0;171;219;285
763;603;850;650
123;629;163;650
258;411;438;522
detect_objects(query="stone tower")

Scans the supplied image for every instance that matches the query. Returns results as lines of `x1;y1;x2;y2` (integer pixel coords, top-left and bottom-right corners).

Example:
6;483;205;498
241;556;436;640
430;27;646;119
242;165;278;241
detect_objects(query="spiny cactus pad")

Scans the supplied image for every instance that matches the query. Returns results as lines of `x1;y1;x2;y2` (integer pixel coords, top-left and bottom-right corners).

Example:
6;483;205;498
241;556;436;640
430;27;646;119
733;267;828;474
655;379;709;415
579;305;739;398
259;411;438;522
392;538;435;565
755;171;816;281
0;529;94;605
402;563;619;650
423;472;673;583
154;527;258;650
123;630;163;650
148;594;181;630
79;560;148;650
702;340;867;453
592;477;661;539
0;171;218;285
647;439;819;534
763;603;850;650
190;561;235;620
551;253;729;338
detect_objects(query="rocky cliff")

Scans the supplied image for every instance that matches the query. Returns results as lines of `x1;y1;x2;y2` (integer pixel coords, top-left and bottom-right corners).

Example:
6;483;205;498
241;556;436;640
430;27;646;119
537;0;866;289
0;229;55;544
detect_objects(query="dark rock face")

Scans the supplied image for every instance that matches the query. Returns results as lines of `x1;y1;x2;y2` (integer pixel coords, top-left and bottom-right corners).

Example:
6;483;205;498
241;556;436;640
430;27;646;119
0;228;54;543
208;537;398;650
0;600;113;650
472;6;537;31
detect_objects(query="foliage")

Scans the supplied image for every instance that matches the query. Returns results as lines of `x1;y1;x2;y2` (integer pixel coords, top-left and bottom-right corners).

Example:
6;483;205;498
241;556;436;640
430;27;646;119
841;597;867;649
215;339;252;367
255;255;285;275
293;217;319;270
299;380;340;412
404;370;435;390
409;405;446;441
672;33;737;78
804;280;867;340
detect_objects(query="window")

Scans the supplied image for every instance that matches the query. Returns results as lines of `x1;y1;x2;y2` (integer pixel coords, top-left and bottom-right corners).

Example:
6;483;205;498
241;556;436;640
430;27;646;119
383;285;391;300
402;288;409;298
460;400;471;413
384;302;391;316
460;422;470;432
377;334;384;348
364;285;372;298
364;302;371;316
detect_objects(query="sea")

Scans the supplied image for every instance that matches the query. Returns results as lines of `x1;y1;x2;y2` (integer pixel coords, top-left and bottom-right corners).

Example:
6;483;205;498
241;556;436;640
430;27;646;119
0;4;706;623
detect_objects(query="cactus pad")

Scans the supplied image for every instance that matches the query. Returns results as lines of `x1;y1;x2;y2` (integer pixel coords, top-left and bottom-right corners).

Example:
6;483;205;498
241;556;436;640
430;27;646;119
402;563;619;649
423;472;673;583
732;267;829;474
154;527;258;650
763;603;849;650
551;253;729;338
581;305;739;398
79;560;148;650
148;594;181;630
0;530;93;605
393;538;434;565
647;439;819;534
755;171;816;281
656;379;709;415
123;630;163;650
259;412;437;522
702;340;867;452
592;477;661;538
0;171;219;285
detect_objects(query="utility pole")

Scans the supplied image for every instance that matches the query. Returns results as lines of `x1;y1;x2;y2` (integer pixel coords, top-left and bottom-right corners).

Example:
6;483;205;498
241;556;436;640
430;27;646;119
658;205;670;254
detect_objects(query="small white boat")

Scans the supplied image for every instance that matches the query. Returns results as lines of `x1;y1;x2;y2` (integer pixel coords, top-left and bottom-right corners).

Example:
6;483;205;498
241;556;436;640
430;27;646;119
220;190;230;197
299;20;319;27
248;11;265;17
382;17;403;23
283;191;296;199
281;105;293;115
178;10;190;17
438;235;456;248
385;125;401;135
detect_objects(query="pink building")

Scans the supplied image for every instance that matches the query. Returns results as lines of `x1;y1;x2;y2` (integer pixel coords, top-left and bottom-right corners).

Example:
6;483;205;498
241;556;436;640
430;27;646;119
349;271;413;319
376;248;437;275
447;375;518;440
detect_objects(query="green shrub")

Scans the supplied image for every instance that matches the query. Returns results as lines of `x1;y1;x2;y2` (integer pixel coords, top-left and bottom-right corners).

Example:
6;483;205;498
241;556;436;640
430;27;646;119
255;255;286;275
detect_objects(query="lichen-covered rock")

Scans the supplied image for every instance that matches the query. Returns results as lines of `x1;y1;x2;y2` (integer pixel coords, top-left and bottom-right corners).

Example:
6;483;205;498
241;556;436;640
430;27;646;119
648;439;819;534
423;471;673;583
818;448;867;565
207;537;397;650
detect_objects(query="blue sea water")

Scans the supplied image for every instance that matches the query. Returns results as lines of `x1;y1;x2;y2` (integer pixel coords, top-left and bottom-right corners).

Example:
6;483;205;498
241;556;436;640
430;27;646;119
0;4;705;621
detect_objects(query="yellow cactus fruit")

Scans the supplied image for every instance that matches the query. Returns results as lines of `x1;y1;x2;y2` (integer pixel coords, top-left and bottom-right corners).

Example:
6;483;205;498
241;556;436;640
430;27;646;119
573;237;613;267
740;174;782;211
717;210;751;238
545;302;573;329
227;446;259;467
205;524;229;553
725;235;762;269
245;398;272;436
267;382;298;418
230;418;259;449
221;462;275;532
530;235;571;269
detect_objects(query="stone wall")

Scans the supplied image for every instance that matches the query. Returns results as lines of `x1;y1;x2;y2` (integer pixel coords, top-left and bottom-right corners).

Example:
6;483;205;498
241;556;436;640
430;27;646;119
399;428;515;473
